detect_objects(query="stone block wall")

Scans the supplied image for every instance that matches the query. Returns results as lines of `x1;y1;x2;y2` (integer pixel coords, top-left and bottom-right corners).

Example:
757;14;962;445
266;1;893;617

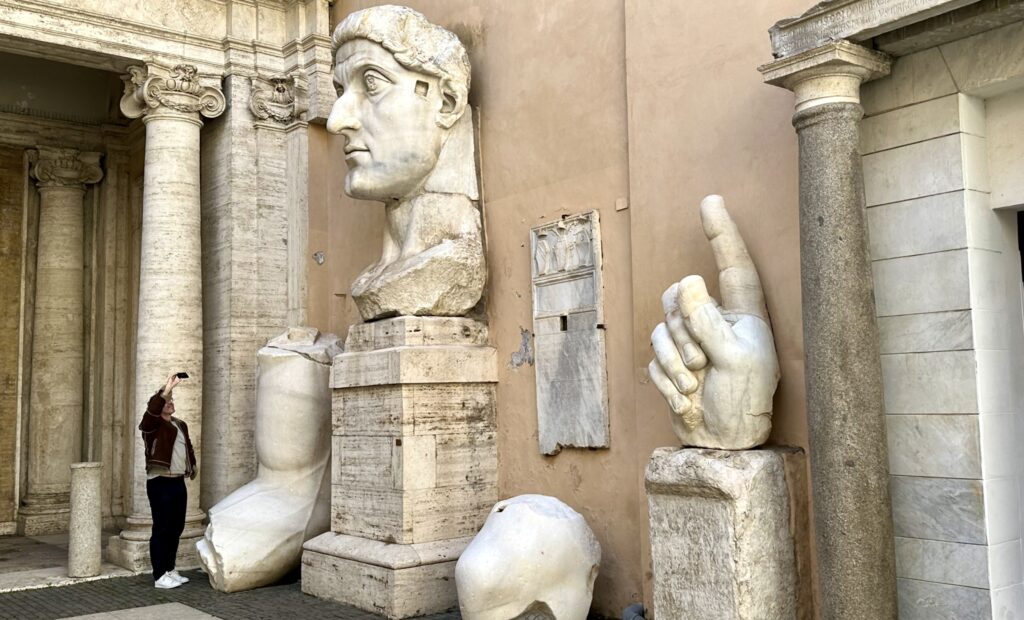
860;22;1024;616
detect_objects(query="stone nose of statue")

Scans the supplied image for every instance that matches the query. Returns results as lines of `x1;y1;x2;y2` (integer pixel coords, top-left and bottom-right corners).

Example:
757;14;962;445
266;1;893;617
326;97;361;135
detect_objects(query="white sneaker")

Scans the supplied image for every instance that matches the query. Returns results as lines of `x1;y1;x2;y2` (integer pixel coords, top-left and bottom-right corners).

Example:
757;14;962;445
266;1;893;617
154;573;182;589
167;570;189;584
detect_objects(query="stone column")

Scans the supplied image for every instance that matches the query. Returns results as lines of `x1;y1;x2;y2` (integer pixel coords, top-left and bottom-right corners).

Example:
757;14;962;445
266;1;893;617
17;147;103;536
107;63;225;572
68;462;102;577
759;42;896;618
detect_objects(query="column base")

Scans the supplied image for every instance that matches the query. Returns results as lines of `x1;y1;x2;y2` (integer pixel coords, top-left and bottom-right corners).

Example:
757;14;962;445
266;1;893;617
17;510;70;536
106;532;203;574
302;532;469;619
645;446;809;619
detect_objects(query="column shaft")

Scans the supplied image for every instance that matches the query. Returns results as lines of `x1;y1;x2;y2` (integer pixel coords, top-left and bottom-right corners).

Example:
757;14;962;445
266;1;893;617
795;102;897;619
20;147;102;536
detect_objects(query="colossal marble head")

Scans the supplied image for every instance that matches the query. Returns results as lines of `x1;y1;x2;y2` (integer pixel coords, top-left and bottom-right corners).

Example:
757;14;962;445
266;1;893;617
327;5;471;202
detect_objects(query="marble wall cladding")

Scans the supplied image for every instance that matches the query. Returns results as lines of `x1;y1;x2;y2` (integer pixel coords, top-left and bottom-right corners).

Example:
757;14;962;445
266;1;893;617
877;311;972;354
886;415;980;478
895;537;989;589
992;584;1024;618
983;478;1020;545
862;134;967;207
880;351;978;414
989;540;1024;589
939;20;1024;97
980;414;1019;480
986;88;1024;209
861;48;958;116
890;476;986;543
872;250;970;317
897;578;992;620
860;94;965;155
867;192;968;260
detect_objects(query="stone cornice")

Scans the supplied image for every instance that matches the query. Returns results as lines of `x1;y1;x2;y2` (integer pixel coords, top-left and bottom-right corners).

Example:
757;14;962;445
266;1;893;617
768;0;980;58
30;146;103;189
121;64;227;120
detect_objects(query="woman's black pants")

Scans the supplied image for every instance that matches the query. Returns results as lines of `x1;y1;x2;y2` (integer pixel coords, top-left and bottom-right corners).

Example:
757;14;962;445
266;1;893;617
146;475;186;581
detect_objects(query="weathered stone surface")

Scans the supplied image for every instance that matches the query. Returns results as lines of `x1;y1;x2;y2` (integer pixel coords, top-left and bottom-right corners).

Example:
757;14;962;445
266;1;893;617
531;212;609;455
331;344;497;389
648;196;780;450
19;146;103;536
109;62;224;571
68;462;102;578
327;6;484;320
768;0;976;59
196;328;337;593
456;495;601;620
345;316;489;352
645;448;798;619
302;533;469;619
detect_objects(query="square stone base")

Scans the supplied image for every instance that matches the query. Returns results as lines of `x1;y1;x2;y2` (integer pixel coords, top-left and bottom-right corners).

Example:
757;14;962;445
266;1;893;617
301;532;470;619
105;533;202;574
17;510;70;536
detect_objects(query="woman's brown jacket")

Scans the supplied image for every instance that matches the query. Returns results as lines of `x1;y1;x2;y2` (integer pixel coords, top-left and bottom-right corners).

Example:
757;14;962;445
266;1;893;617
139;389;197;479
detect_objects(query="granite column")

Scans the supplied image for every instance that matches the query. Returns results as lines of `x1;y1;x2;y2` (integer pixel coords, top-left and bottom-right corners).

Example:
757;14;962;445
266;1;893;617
107;63;225;571
760;42;897;619
18;147;103;535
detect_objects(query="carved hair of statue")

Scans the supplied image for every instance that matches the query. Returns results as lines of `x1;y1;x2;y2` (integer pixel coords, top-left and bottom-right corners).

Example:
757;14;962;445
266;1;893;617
332;4;470;129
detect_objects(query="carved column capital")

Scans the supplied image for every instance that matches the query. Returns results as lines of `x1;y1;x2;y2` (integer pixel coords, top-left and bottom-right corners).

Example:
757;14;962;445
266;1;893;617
30;146;103;190
120;63;227;120
250;74;308;124
759;40;890;112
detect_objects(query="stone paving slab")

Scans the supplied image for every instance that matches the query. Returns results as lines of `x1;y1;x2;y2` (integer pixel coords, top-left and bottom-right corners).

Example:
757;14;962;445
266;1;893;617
58;602;218;619
0;570;462;620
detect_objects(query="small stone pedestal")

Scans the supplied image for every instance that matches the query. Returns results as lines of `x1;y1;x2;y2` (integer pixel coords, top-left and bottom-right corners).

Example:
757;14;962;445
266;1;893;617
68;462;102;577
302;317;497;619
645;447;807;620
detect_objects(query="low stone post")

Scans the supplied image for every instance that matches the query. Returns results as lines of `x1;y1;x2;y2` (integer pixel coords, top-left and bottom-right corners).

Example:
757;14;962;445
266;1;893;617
68;462;102;578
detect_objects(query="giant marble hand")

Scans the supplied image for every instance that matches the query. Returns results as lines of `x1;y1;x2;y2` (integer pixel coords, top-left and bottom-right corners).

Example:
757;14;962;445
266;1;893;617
327;5;485;321
649;195;780;450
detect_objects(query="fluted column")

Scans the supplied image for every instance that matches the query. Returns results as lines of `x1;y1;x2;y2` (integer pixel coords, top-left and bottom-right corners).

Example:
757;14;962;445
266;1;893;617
107;63;225;571
18;147;103;536
760;42;896;619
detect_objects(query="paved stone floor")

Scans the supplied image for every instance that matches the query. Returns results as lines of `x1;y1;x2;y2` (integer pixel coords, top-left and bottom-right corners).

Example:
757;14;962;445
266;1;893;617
0;569;463;620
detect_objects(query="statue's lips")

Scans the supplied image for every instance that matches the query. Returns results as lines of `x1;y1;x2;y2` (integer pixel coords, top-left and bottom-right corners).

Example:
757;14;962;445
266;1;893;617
343;147;369;165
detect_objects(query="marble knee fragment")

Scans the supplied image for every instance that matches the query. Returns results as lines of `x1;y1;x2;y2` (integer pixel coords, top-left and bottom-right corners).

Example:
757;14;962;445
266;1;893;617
455;494;601;620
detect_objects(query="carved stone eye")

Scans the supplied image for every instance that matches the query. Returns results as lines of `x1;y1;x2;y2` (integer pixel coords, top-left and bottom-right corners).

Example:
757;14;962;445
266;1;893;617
364;73;380;94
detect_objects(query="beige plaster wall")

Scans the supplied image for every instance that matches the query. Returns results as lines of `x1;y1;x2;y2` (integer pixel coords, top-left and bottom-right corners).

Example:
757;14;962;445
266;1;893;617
309;1;810;615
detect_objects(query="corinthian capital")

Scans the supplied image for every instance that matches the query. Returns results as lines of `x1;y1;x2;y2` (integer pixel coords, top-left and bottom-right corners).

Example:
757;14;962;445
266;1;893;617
30;146;104;189
250;74;308;124
120;63;227;120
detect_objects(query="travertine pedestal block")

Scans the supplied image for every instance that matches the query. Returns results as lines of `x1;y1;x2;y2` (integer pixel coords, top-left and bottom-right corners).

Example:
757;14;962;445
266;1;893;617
302;317;497;619
645;447;802;620
68;463;102;578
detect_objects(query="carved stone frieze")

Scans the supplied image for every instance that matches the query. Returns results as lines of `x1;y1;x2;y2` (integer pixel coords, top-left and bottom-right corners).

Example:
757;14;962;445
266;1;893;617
120;63;226;120
249;74;308;124
30;146;103;189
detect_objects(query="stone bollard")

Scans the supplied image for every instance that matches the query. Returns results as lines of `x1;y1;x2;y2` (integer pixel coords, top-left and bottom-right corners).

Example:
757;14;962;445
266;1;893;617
68;462;102;577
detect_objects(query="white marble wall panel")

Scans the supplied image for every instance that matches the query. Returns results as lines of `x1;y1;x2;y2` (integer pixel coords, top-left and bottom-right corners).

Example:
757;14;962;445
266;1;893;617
964;191;1005;251
877;311;972;354
939;20;1024;97
972;309;1010;351
886;415;980;478
976;349;1014;414
867;192;967;260
861;48;958;116
863;134;966;207
890;476;986;543
980;414;1019;480
897;578;992;619
968;250;1005;312
872;250;970;316
986;88;1024;209
894;536;989;589
989;540;1024;589
983;478;1020;545
860;94;963;155
880;351;978;414
992;584;1024;618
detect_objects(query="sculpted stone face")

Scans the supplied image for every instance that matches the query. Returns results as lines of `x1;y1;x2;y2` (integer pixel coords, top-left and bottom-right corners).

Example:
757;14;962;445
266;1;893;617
327;39;449;202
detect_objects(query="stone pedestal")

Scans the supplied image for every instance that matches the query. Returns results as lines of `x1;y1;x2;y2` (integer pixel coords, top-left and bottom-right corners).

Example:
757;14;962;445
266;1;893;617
645;447;802;620
302;317;497;619
18;147;103;536
107;63;225;572
68;462;102;578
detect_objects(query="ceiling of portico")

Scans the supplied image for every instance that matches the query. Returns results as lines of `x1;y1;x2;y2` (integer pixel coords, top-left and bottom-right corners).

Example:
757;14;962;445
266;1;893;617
0;51;125;126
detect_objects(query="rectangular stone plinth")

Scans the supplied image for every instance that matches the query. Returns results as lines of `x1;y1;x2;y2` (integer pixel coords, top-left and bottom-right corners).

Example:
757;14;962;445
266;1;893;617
105;534;201;573
302;532;469;619
17;511;70;536
645;447;805;619
312;317;497;618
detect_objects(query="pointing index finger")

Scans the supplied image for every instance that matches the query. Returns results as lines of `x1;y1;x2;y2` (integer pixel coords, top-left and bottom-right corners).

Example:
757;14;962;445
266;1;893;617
700;194;767;320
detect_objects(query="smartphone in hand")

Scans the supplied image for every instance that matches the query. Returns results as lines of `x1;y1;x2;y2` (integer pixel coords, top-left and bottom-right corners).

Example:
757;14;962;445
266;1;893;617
176;372;189;379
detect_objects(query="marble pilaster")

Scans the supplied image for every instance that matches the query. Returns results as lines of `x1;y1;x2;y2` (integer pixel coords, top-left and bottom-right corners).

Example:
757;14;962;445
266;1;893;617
107;63;225;572
18;146;102;536
760;41;898;619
